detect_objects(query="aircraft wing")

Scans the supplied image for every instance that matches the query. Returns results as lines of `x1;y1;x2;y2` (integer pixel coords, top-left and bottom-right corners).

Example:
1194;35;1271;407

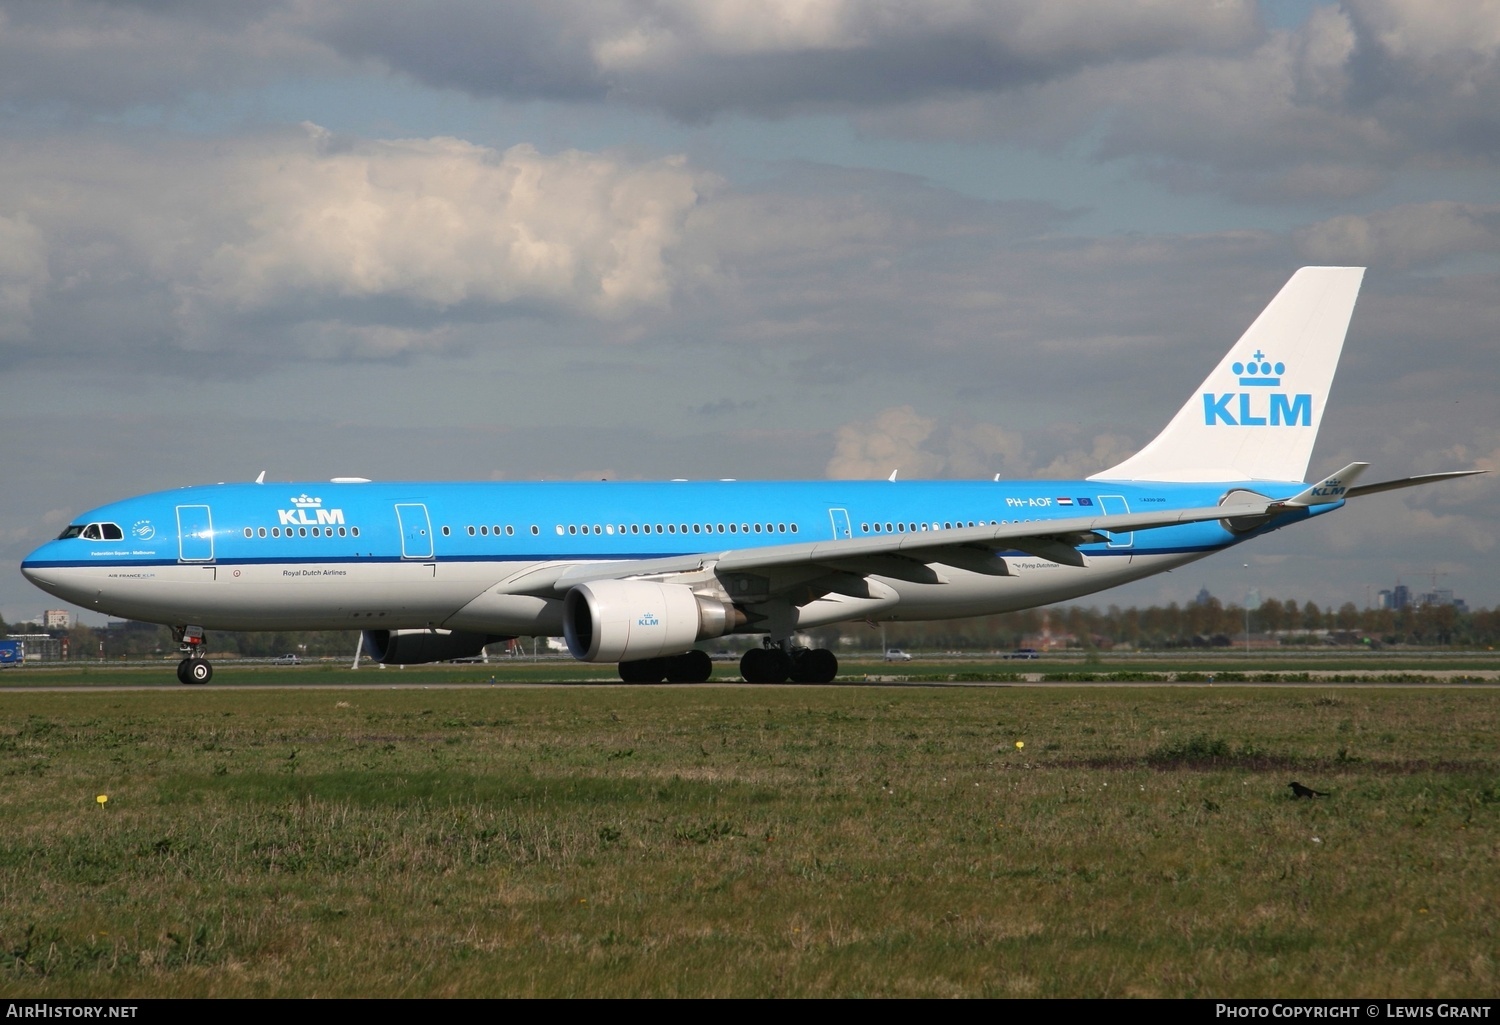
496;497;1278;597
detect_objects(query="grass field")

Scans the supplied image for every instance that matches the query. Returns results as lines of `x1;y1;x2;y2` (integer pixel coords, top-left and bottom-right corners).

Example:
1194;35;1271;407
1;673;1496;997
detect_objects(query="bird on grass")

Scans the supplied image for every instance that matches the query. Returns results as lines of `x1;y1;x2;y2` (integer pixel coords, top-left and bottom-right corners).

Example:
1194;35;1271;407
1288;781;1329;798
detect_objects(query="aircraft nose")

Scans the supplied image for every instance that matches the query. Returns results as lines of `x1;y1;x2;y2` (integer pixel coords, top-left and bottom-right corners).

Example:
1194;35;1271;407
20;545;68;596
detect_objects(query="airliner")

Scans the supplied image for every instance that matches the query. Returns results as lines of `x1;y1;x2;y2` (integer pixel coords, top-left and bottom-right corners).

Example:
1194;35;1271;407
20;267;1483;684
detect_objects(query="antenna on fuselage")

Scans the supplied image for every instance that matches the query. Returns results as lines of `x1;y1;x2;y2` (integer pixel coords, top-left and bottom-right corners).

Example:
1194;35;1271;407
254;470;266;484
888;469;899;482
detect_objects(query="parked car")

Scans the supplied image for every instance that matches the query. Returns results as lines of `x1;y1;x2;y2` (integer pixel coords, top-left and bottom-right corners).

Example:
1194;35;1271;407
884;648;913;662
1005;648;1039;660
273;653;300;664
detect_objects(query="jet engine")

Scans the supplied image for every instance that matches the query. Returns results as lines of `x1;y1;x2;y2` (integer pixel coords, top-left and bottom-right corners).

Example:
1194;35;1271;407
564;580;743;662
362;628;505;665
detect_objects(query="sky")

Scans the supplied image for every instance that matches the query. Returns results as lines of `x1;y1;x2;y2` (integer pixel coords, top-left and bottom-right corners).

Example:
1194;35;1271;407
2;0;1498;625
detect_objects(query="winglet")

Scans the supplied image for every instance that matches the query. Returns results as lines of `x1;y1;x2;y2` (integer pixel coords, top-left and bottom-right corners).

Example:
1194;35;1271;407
1281;462;1368;508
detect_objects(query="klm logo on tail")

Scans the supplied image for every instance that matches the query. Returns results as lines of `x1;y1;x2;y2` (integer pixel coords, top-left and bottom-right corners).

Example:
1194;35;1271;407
1203;351;1311;427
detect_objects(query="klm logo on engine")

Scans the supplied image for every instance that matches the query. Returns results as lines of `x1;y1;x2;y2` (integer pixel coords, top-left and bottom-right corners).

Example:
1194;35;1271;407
277;494;346;527
637;612;660;627
1203;351;1311;427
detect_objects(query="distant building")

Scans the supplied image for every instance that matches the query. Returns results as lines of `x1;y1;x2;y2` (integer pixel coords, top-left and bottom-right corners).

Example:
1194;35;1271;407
1377;582;1467;613
43;609;70;629
1193;587;1213;607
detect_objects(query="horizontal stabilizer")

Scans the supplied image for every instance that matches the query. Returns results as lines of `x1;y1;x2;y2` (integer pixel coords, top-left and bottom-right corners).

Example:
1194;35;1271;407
1345;469;1488;499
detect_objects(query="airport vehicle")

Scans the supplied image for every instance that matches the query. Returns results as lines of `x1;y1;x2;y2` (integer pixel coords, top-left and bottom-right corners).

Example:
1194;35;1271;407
884;649;914;662
20;268;1483;685
0;640;21;667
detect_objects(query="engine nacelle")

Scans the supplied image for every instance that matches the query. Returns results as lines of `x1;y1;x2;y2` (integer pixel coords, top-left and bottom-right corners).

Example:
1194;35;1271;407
362;628;505;665
564;580;742;662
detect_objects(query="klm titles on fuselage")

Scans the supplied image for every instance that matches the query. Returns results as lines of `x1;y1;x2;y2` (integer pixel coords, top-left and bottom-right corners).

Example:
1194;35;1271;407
1203;352;1312;427
276;495;346;527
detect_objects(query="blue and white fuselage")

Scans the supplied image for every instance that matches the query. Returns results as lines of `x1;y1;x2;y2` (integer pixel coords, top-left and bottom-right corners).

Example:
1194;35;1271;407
17;267;1484;683
19;476;1326;633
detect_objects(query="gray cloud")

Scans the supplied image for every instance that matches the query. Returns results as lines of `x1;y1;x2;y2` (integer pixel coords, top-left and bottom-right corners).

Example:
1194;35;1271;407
310;1;1258;119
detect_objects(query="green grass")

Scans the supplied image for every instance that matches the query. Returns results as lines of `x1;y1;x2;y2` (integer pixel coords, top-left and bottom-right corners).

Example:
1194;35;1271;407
0;683;1496;996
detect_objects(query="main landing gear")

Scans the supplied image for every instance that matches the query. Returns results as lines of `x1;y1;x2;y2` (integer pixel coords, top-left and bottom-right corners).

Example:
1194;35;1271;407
172;625;213;685
618;649;714;683
740;640;838;684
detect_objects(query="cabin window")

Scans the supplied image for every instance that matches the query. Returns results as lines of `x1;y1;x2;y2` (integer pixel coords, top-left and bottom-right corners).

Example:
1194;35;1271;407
258;527;267;538
339;527;347;537
569;525;578;535
442;526;451;536
467;526;476;536
506;526;515;536
791;523;799;533
351;527;360;537
531;526;539;535
298;527;307;537
556;525;564;535
480;525;489;535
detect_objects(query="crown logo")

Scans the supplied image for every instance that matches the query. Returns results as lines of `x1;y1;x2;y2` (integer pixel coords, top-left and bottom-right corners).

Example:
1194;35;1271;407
1232;350;1283;387
291;494;323;508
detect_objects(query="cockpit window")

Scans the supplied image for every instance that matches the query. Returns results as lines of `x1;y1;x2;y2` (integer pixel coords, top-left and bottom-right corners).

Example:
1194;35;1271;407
65;523;123;541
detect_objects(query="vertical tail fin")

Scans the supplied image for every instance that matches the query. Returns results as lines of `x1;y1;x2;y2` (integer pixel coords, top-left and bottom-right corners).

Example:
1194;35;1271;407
1089;266;1365;484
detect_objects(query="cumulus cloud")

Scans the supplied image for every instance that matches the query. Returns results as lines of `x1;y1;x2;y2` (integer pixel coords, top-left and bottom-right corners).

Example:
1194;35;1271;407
203;128;708;316
0;127;711;359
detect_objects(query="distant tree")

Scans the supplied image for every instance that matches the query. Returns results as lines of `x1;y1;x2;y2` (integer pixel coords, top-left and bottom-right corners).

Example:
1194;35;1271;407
1301;600;1324;632
1336;602;1359;630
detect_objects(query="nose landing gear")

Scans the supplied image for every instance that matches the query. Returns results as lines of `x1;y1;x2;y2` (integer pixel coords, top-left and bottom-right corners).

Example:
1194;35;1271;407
172;625;213;685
